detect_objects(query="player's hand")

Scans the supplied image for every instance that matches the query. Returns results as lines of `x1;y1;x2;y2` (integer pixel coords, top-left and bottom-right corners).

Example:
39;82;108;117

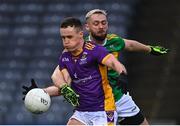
116;73;128;94
22;79;38;100
150;45;169;55
60;84;79;107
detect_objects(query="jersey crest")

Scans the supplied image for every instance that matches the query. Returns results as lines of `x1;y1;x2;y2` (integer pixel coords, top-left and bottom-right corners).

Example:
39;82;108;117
79;52;88;65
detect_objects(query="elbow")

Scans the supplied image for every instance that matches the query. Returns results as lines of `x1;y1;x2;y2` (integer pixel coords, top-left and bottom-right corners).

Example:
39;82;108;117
51;71;56;82
51;70;61;87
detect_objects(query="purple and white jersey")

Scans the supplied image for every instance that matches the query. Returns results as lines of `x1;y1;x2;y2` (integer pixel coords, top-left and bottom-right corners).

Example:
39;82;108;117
59;42;115;112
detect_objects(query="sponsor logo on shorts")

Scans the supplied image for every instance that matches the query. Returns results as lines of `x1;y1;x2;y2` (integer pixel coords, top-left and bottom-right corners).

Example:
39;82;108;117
106;111;114;123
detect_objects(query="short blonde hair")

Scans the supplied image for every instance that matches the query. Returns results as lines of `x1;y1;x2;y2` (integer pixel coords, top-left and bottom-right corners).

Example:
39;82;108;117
85;9;107;20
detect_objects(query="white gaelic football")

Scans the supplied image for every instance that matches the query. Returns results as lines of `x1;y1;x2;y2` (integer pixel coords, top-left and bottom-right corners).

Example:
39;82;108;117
24;88;51;114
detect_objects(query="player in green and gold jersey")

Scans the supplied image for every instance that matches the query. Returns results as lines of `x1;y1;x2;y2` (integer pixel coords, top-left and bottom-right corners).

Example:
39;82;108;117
85;9;169;125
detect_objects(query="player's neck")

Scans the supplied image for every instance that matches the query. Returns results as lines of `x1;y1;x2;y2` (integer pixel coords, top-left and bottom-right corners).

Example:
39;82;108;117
89;36;105;45
71;48;83;56
94;39;104;45
71;40;84;56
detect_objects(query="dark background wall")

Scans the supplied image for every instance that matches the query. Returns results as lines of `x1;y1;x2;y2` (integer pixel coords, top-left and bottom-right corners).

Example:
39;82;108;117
126;0;180;124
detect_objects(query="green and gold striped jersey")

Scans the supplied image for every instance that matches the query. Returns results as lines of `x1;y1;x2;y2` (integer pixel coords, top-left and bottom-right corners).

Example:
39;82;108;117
85;34;125;101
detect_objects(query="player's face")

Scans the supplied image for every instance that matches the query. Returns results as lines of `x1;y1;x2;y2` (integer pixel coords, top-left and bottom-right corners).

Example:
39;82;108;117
86;13;108;41
60;26;83;52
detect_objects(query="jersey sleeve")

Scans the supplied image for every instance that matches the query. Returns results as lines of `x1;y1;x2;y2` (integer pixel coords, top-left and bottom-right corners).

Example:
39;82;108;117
106;34;125;52
58;53;66;71
93;45;111;64
116;36;125;51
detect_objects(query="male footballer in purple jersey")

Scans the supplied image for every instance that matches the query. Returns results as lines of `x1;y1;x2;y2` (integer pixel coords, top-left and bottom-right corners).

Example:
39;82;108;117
22;17;127;125
57;17;128;125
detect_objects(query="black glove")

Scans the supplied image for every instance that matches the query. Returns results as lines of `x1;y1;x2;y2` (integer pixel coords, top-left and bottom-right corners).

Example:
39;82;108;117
116;73;128;94
150;45;169;55
22;79;38;100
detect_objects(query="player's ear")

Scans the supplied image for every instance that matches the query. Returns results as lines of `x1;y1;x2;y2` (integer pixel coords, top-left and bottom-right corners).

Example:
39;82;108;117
85;23;89;31
79;31;83;37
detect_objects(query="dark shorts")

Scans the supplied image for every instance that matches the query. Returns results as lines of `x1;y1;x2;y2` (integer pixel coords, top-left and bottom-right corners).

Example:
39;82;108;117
118;111;145;125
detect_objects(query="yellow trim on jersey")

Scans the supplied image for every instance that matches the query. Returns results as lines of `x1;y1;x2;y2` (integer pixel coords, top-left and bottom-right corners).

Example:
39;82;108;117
106;34;119;40
98;64;116;111
102;54;111;65
85;42;95;50
111;52;118;59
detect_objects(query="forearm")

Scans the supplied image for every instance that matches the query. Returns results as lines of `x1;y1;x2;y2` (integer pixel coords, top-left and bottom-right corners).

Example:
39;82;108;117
112;61;127;75
124;39;151;53
102;54;127;74
51;66;79;107
43;85;60;96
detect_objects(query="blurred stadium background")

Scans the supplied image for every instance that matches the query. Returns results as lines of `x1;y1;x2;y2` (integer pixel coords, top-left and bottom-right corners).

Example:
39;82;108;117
0;0;179;124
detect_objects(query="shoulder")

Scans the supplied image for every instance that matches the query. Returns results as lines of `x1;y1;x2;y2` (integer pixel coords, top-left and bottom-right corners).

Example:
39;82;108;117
106;33;123;41
62;48;68;53
84;41;97;50
105;34;125;51
59;50;70;61
61;50;69;57
84;41;107;54
106;33;125;45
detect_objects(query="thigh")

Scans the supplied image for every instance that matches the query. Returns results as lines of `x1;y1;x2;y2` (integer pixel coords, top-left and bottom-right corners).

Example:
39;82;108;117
116;92;140;117
67;118;85;125
68;111;87;125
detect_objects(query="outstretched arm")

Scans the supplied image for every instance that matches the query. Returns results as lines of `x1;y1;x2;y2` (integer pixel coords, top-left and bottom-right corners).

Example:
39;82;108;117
22;65;72;98
22;79;60;101
102;54;127;75
124;39;151;53
43;65;68;96
124;39;169;55
43;85;60;96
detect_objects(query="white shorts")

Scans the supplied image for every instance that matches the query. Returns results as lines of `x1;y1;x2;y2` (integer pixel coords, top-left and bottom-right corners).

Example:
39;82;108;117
116;92;140;117
70;110;118;125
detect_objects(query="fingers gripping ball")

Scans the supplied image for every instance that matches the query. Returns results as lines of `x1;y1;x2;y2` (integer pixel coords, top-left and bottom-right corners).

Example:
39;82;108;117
24;88;51;114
